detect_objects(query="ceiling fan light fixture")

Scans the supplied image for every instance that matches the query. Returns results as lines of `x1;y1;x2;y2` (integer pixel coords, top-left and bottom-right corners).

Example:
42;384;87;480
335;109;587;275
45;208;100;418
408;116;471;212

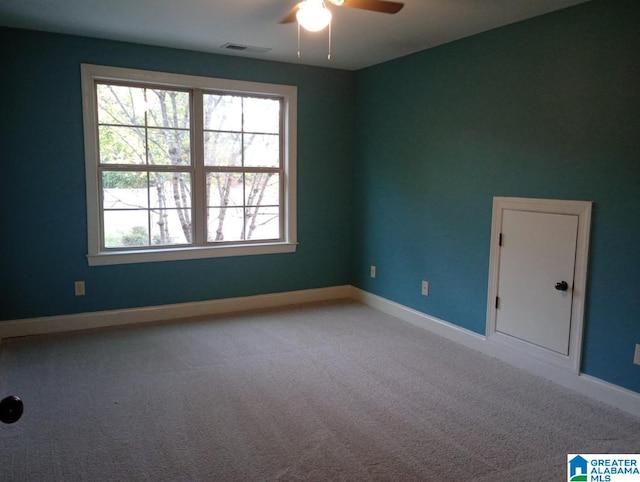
296;0;332;32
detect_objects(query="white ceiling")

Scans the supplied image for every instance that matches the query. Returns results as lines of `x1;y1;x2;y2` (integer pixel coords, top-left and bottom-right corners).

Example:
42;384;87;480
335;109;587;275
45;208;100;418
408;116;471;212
1;0;590;71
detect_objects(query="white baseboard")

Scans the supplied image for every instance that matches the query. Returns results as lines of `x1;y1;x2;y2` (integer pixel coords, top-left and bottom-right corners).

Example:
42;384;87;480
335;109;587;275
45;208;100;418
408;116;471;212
2;285;638;419
350;287;487;351
351;288;640;419
0;285;352;339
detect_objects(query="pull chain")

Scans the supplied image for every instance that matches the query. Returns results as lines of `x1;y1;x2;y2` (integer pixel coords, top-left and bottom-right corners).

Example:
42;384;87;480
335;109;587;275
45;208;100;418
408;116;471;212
296;15;332;61
328;19;332;60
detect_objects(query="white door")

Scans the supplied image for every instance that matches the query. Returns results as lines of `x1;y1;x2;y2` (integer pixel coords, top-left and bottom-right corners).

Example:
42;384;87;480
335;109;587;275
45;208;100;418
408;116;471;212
495;209;578;355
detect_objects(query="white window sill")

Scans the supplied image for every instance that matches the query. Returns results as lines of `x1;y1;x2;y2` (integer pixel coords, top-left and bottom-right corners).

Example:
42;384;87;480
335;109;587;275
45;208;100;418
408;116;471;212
87;242;298;266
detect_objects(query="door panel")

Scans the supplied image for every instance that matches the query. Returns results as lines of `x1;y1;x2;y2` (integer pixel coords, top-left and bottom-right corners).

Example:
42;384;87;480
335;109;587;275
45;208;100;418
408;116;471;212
495;209;578;355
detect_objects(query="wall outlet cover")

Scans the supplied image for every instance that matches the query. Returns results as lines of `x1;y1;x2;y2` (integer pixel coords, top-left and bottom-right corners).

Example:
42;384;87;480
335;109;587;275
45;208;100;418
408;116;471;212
74;281;86;296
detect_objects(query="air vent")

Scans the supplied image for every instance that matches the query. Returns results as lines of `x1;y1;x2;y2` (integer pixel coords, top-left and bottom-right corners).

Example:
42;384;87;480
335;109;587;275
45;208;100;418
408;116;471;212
221;43;271;54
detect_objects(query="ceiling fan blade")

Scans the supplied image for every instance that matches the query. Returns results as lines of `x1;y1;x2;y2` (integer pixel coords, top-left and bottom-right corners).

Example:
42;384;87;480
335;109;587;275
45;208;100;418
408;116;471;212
279;4;300;24
341;0;404;14
279;0;403;25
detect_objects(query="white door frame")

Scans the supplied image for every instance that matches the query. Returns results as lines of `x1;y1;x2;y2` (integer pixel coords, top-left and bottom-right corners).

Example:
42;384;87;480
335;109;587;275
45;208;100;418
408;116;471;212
486;197;592;373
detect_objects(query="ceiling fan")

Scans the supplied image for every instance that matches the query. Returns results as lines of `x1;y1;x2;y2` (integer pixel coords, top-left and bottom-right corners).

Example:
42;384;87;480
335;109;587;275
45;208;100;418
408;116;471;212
280;0;405;32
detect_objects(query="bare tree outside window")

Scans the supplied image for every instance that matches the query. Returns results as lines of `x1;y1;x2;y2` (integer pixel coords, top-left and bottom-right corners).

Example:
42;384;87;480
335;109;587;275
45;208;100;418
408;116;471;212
97;86;281;248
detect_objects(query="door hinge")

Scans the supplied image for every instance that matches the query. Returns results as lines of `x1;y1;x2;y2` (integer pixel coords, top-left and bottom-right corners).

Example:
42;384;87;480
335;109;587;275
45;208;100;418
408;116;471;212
495;296;500;309
498;233;503;247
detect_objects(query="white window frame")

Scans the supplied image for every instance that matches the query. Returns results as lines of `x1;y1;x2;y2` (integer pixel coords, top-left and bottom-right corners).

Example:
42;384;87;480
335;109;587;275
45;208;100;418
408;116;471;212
81;64;297;266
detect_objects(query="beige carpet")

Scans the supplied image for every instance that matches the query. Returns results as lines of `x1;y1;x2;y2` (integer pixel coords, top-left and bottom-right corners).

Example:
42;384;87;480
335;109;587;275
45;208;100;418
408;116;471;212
1;300;639;481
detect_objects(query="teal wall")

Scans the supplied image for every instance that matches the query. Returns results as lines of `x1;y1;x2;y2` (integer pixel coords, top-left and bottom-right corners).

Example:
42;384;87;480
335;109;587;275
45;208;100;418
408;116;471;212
352;0;640;393
0;28;354;320
2;0;639;394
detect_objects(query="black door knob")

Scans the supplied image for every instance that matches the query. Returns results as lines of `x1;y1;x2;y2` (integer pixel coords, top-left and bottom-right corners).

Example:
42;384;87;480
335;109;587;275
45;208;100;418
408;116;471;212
555;281;569;291
0;395;24;424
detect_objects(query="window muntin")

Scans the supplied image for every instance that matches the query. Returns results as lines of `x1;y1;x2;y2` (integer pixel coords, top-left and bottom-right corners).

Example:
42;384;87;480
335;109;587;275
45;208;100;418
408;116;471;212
82;64;297;265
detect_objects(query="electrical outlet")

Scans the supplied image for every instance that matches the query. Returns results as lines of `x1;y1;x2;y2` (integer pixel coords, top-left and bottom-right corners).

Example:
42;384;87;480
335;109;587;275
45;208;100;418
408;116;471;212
370;265;376;278
634;344;640;366
74;281;85;296
421;280;429;296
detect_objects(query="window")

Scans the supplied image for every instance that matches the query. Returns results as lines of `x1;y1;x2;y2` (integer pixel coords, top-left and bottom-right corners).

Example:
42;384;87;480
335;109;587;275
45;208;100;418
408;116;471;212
81;64;297;265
